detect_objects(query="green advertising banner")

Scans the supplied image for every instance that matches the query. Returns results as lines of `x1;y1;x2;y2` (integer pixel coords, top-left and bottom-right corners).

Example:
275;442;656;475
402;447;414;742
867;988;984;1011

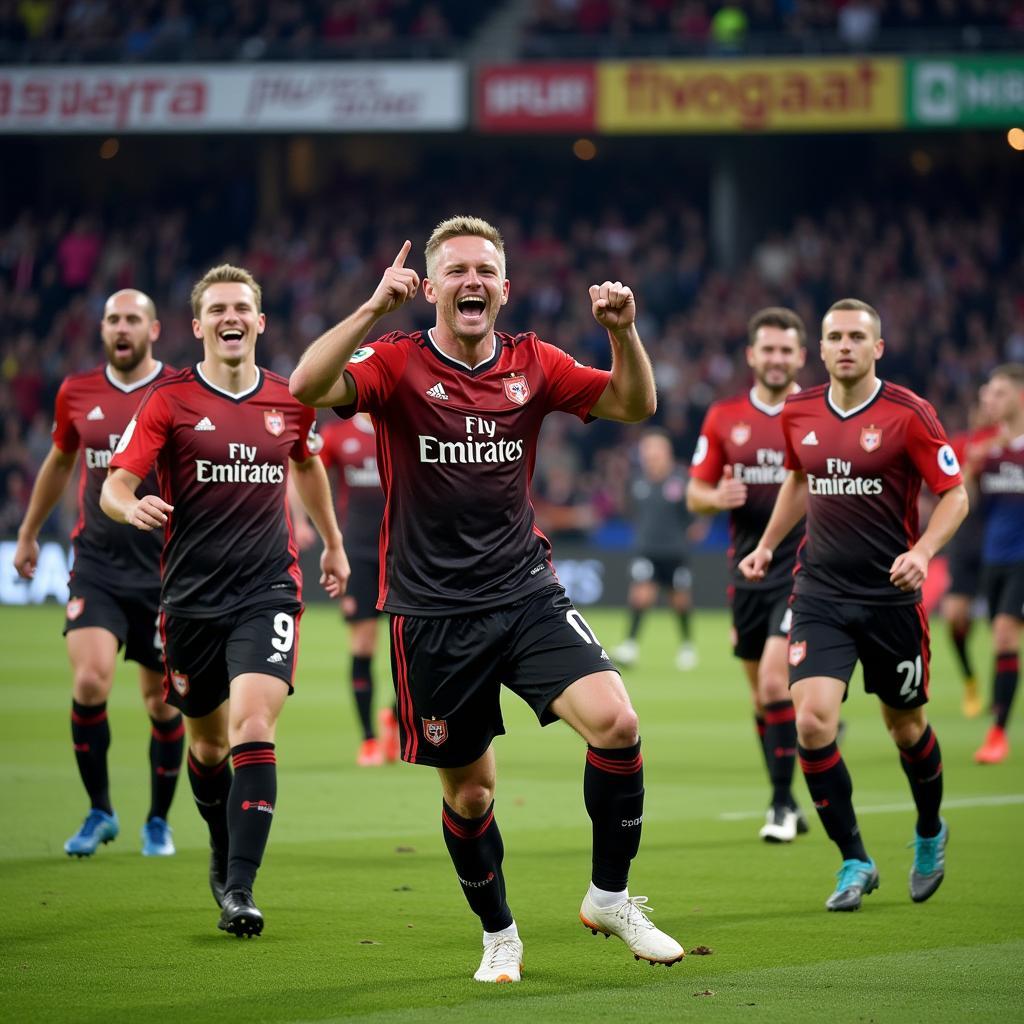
908;56;1024;127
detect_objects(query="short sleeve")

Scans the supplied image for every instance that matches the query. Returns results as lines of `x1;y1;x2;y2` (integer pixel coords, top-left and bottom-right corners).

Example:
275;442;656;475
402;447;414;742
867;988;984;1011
291;404;320;462
905;401;962;495
781;405;803;471
51;379;79;454
109;386;171;480
536;338;611;421
689;406;725;483
333;335;408;419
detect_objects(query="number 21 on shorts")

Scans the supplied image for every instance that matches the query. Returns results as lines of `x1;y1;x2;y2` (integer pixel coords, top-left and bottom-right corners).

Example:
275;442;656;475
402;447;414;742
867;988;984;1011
897;655;923;702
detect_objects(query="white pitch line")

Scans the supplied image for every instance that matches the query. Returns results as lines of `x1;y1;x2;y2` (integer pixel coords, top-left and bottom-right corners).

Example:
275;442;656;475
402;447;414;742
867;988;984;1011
719;793;1024;822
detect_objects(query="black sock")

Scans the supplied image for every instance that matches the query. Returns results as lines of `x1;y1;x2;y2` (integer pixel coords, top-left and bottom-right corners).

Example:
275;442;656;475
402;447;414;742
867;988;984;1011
441;801;512;932
950;622;975;681
627;609;643;641
798;742;868;862
898;725;943;838
352;655;374;740
187;749;231;853
148;714;184;821
676;610;691;642
764;700;797;807
993;651;1020;729
226;742;277;894
755;714;770;772
585;741;644;891
71;700;112;814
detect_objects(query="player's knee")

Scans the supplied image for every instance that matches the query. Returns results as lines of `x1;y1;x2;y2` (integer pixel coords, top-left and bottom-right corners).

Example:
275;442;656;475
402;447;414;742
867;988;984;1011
231;711;275;745
591;706;640;748
72;667;112;705
190;737;229;765
759;669;789;704
143;693;176;721
795;706;833;747
448;781;494;819
888;716;926;749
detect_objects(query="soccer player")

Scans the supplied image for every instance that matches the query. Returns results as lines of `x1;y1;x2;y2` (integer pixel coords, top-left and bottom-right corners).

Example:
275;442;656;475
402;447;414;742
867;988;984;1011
13;289;182;859
970;364;1024;764
319;412;397;765
100;265;349;938
687;307;808;842
290;217;685;981
612;428;699;672
740;298;968;911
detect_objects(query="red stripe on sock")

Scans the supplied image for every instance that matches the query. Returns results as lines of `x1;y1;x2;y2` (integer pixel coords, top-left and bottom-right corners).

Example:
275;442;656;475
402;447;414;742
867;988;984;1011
188;751;228;776
152;722;186;742
901;729;937;763
764;706;796;725
586;750;643;775
996;654;1019;672
72;708;107;726
799;750;841;774
232;751;277;769
442;807;494;841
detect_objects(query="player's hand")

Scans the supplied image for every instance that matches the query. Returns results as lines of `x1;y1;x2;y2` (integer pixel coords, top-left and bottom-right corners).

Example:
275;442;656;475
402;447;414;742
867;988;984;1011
739;545;773;582
890;549;928;592
589;281;636;331
715;466;747;509
368;240;420;317
13;536;39;579
128;495;174;531
320;543;350;599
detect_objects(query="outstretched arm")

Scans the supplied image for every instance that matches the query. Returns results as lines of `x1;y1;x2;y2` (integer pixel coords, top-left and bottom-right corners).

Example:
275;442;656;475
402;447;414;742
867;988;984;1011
289;455;349;598
13;445;78;579
587;282;656;423
290;241;420;408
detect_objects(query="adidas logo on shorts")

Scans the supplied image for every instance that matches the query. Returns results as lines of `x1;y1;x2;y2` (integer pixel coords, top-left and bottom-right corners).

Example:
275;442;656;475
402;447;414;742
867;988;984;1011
266;652;286;664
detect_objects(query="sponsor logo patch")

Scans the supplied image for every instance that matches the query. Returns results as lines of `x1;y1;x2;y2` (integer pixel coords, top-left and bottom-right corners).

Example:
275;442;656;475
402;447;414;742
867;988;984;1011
503;374;530;406
860;426;882;453
788;641;807;667
691;435;708;466
349;347;374;363
265;409;285;437
731;422;751;446
937;444;960;477
423;717;448;747
170;671;189;697
66;597;85;621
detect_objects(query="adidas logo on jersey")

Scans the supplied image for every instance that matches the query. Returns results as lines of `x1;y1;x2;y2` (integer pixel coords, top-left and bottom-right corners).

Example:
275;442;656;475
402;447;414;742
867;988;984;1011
266;652;286;664
194;416;216;431
426;382;449;401
801;431;819;446
86;405;105;421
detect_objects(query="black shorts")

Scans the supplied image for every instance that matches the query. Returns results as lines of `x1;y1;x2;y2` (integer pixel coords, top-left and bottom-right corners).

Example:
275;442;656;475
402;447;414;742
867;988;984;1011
389;585;614;768
63;576;163;673
947;549;982;599
787;594;931;709
629;555;692;591
160;599;303;718
341;555;381;622
984;563;1024;621
731;585;792;661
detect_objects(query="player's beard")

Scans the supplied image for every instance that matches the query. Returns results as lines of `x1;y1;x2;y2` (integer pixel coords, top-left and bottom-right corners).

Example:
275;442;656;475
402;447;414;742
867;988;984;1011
757;367;795;400
104;338;147;373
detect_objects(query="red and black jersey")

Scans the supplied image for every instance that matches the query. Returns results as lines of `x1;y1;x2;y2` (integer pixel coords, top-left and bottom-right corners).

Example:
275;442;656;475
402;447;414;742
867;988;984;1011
690;389;803;590
110;364;319;618
946;424;1001;563
52;361;174;589
319;415;384;557
334;329;611;615
972;431;1024;565
782;380;962;604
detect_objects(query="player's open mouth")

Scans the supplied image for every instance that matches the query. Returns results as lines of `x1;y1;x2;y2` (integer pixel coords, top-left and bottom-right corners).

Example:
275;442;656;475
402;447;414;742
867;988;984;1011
220;330;244;343
114;341;133;355
456;296;487;321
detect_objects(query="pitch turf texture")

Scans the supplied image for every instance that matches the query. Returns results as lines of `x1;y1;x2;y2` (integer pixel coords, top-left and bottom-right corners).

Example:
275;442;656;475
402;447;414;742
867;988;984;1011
2;605;1022;1023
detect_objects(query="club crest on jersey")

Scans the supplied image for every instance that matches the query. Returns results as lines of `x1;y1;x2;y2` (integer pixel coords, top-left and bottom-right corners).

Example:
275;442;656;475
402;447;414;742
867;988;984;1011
503;375;530;406
789;641;807;667
66;597;85;621
265;410;285;437
170;671;190;697
860;426;882;453
423;717;448;747
731;422;751;446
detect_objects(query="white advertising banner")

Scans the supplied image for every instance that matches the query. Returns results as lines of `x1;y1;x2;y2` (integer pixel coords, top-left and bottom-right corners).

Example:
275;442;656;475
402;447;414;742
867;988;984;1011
0;63;466;132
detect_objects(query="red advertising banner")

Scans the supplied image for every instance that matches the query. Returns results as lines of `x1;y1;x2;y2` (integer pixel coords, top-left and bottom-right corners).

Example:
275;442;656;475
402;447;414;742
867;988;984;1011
476;64;596;132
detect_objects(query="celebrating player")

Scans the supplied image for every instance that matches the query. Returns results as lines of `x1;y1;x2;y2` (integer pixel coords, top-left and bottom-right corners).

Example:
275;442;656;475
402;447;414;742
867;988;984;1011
740;298;967;911
290;217;685;981
612;429;699;672
970;364;1024;764
319;412;398;765
14;289;182;859
101;265;349;937
687;307;808;842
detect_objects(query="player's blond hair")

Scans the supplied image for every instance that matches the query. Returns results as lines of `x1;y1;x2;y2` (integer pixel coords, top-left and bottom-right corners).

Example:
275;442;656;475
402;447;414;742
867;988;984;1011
424;216;506;281
823;298;881;339
991;363;1024;388
190;264;263;318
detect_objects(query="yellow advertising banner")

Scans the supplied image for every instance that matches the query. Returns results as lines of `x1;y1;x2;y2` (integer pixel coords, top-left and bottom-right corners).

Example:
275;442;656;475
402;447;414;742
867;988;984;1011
598;58;903;133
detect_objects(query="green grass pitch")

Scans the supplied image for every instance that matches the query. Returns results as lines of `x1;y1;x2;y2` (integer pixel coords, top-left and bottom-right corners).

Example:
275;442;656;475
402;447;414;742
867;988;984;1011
2;604;1022;1023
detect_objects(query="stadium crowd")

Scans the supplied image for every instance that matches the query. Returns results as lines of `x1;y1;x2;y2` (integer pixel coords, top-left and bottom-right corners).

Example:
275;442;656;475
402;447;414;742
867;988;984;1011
2;162;1020;543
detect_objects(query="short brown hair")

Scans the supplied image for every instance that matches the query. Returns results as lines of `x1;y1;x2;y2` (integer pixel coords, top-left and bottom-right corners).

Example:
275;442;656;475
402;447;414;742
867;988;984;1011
424;215;505;280
823;298;881;338
990;363;1024;388
747;306;806;346
190;264;262;318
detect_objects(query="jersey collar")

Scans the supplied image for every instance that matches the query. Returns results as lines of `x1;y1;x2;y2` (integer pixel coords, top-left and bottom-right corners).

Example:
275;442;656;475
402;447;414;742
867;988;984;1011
826;378;882;419
195;362;263;402
748;384;798;417
105;361;163;393
425;329;502;376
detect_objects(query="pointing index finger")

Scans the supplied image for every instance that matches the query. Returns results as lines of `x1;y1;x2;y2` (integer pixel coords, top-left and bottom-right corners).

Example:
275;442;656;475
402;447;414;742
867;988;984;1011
393;240;412;269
